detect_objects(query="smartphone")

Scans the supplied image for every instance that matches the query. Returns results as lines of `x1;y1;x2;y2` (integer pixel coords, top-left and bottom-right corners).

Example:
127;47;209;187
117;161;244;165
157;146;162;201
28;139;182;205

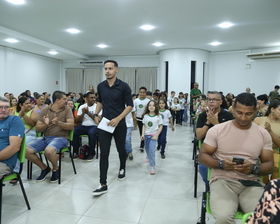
232;156;244;164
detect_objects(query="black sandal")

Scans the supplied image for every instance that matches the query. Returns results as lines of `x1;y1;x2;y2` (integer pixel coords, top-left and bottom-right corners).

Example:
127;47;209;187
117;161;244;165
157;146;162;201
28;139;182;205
9;178;19;184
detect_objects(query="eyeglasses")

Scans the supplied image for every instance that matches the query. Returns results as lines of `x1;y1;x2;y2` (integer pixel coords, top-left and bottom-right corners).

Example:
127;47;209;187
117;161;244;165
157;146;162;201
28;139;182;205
207;98;221;102
0;106;10;110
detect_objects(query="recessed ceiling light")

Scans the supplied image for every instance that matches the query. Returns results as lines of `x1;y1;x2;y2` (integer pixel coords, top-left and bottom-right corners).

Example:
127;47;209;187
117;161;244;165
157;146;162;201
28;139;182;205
140;25;155;31
97;44;108;48
6;0;25;4
66;28;80;34
5;38;18;43
153;42;164;47
48;51;58;55
218;22;233;28
210;42;221;46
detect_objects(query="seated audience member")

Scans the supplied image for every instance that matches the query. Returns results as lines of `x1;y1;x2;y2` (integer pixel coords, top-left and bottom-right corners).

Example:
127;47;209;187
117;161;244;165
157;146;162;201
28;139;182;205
87;85;95;93
4;92;10;100
196;91;234;184
43;92;52;105
225;95;233;111
76;93;85;105
72;92;99;161
26;91;74;183
9;97;17;114
34;94;46;114
66;99;76;117
268;85;279;103
245;179;280;224
256;94;268;117
0;96;25;179
195;96;207;118
71;92;78;103
254;100;280;183
25;90;36;105
198;92;274;224
13;97;38;143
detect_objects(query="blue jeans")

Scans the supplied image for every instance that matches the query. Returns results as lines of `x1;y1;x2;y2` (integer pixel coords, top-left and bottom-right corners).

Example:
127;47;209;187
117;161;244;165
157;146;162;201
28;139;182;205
72;125;98;156
125;127;133;154
28;136;68;153
144;135;156;167
183;106;188;122
157;126;167;154
199;163;209;185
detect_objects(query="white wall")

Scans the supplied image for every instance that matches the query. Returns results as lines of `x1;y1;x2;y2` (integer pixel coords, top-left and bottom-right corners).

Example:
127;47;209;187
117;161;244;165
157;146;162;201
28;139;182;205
208;50;280;96
159;49;210;94
0;46;62;98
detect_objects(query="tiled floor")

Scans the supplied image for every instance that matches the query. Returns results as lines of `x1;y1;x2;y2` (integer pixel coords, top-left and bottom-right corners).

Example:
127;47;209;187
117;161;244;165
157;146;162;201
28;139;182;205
2;124;220;224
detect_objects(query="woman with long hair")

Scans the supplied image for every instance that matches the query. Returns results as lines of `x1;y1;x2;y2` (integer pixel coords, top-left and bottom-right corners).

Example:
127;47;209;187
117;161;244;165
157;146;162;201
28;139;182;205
254;100;280;183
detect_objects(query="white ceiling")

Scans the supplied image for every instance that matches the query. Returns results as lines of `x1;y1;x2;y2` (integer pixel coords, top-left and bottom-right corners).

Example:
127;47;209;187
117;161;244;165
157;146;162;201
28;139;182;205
0;0;280;61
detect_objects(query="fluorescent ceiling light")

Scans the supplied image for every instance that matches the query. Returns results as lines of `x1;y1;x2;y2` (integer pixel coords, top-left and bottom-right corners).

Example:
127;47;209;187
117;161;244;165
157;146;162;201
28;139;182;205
153;42;164;47
97;44;108;48
5;38;18;43
6;0;25;4
66;28;80;34
140;25;155;31
210;41;221;46
48;51;58;55
218;22;233;28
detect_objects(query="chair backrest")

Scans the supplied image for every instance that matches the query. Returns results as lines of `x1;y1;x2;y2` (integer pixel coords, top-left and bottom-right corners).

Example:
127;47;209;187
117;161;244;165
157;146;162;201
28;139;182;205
18;134;27;164
69;129;74;141
74;103;80;111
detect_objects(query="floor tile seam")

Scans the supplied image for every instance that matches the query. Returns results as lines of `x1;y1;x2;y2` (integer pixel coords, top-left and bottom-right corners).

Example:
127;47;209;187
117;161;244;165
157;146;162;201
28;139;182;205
29;206;85;216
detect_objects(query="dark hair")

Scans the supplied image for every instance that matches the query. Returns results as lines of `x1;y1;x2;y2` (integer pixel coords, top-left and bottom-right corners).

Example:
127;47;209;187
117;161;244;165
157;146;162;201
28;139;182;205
158;98;168;110
35;94;44;100
275;85;279;89
257;94;268;104
104;60;118;67
146;91;152;96
265;100;280;116
201;94;207;100
86;91;95;98
52;90;65;103
225;95;233;107
20;92;28;98
220;95;228;109
233;92;257;109
153;92;159;97
132;94;137;98
159;92;167;99
139;86;147;92
142;100;159;117
16;97;29;112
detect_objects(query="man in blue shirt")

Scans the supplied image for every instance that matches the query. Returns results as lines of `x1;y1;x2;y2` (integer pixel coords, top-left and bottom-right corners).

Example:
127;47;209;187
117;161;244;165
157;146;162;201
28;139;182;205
0;96;25;179
92;60;133;196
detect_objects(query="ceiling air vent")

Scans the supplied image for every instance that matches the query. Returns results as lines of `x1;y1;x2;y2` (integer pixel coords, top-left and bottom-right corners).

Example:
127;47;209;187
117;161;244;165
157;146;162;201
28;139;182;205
79;61;104;66
247;51;280;60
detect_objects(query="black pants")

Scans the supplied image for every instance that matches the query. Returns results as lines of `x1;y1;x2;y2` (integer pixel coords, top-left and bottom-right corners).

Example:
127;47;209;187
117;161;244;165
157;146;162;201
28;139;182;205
99;123;127;185
137;118;144;148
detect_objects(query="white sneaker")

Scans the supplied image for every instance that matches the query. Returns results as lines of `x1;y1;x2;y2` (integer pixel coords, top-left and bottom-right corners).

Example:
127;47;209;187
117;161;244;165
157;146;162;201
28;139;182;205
150;167;156;175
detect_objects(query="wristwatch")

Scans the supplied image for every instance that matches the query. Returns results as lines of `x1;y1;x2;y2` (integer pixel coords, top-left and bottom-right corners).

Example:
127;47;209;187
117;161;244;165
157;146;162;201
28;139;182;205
204;123;211;127
218;160;224;170
93;114;98;118
252;164;260;175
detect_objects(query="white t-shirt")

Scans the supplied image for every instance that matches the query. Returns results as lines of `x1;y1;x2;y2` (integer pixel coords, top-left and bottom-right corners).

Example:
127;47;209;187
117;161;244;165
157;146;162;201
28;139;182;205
178;98;186;109
168;97;175;106
159;109;172;126
77;103;101;126
171;103;181;110
132;98;150;118
125;105;134;128
142;114;163;135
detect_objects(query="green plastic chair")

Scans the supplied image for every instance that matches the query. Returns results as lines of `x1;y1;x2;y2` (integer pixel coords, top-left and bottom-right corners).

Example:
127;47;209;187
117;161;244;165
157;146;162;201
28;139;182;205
241;212;253;224
0;134;31;224
27;130;77;184
74;103;80;111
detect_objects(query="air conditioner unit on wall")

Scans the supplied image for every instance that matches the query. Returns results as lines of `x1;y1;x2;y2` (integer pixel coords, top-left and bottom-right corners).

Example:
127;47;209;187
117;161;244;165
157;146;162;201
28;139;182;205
247;51;280;60
79;61;104;66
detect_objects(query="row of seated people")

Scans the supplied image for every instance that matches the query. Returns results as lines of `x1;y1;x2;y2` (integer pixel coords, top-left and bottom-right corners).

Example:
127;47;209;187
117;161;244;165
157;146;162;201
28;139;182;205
5;90;99;184
195;91;280;223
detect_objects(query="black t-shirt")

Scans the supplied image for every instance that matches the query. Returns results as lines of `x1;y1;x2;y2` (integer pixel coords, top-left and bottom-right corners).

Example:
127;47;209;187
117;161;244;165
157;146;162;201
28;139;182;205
197;109;234;129
97;78;133;125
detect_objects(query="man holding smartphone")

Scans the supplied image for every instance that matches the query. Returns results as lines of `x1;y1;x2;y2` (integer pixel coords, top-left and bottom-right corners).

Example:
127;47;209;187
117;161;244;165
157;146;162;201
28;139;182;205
198;92;274;224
